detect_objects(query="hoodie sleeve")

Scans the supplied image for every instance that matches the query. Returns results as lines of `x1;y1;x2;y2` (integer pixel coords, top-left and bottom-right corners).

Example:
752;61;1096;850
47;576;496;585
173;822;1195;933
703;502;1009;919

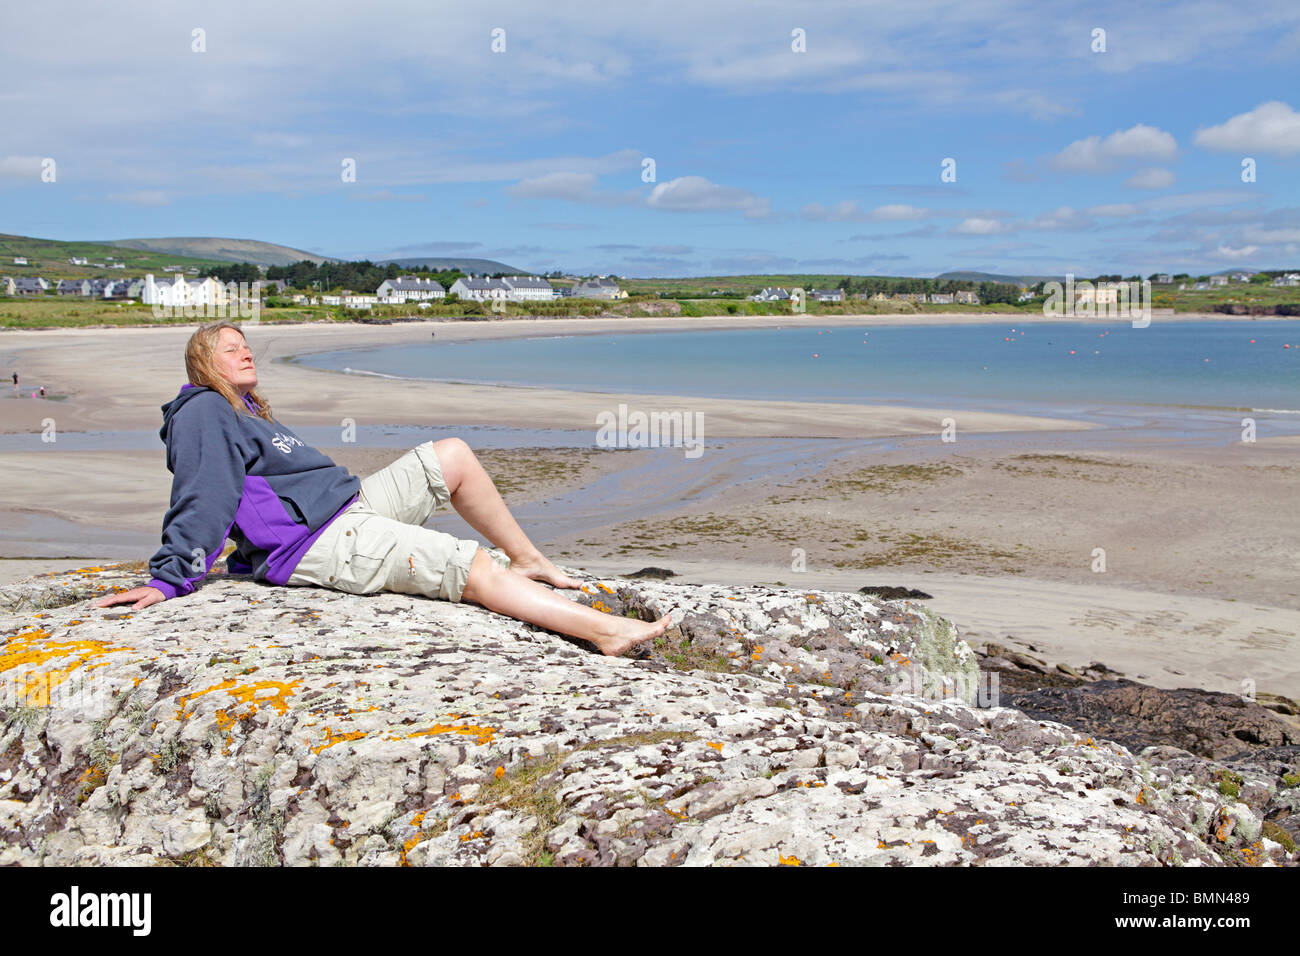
147;394;247;599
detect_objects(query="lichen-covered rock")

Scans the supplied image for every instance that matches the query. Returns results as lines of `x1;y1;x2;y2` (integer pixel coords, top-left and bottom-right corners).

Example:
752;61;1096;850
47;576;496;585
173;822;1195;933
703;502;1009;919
0;562;1295;867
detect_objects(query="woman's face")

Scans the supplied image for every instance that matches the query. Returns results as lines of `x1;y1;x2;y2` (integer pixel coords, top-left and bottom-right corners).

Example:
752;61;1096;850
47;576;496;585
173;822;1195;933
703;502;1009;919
214;327;257;393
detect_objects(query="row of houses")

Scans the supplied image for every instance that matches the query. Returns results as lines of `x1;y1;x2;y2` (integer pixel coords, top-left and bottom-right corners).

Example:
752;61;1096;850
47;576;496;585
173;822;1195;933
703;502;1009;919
1;274;289;302
749;287;845;302
1;276;145;298
850;290;983;305
371;274;626;305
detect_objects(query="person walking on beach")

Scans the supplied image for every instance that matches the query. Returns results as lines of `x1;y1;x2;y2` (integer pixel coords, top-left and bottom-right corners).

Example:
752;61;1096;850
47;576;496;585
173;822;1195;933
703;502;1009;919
11;371;16;397
92;320;671;656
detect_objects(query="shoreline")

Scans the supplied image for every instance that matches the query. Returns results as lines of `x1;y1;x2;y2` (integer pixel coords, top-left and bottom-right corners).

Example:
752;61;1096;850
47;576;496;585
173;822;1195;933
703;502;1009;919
0;315;1117;437
2;315;1297;703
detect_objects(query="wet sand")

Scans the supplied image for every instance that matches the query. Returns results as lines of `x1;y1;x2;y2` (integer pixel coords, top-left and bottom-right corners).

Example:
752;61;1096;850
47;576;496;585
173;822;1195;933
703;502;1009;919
2;316;1297;700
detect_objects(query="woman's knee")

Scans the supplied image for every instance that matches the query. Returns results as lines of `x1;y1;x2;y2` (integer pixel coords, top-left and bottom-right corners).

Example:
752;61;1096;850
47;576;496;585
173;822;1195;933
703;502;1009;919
460;546;499;603
431;437;472;491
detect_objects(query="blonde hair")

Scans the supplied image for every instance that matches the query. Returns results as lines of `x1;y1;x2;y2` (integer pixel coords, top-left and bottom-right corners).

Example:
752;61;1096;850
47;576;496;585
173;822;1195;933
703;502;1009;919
184;321;274;422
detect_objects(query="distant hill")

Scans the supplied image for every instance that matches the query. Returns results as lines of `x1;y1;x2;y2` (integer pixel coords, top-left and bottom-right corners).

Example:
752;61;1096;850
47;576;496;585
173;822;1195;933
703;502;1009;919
935;271;1059;286
0;233;234;276
109;237;328;267
374;256;524;274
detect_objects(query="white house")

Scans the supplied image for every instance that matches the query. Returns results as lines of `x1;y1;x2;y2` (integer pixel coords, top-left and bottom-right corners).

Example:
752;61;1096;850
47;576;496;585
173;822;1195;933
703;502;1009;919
811;288;844;302
748;287;790;302
1155;274;1173;284
143;274;228;308
1076;287;1119;306
572;277;624;299
68;256;88;266
13;257;27;266
449;275;510;301
1209;275;1229;287
376;276;445;302
502;275;554;301
342;294;377;309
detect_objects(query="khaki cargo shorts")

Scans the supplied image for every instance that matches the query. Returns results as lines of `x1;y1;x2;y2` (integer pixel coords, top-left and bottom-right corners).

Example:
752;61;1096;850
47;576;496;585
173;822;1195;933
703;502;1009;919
287;441;481;602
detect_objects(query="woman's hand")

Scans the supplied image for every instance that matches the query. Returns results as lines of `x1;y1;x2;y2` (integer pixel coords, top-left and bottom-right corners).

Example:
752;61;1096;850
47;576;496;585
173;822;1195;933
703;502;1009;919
92;586;166;611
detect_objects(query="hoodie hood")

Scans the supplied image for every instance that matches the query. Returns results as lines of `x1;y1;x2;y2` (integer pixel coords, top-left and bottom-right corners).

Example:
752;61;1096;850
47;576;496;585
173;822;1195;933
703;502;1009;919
158;383;259;444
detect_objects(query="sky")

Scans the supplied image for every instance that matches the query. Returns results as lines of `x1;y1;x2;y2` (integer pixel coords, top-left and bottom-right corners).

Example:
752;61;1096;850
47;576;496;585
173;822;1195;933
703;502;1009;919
1;0;1298;279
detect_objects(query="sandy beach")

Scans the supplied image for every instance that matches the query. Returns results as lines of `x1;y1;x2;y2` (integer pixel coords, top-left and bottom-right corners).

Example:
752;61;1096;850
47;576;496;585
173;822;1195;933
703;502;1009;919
2;314;1298;700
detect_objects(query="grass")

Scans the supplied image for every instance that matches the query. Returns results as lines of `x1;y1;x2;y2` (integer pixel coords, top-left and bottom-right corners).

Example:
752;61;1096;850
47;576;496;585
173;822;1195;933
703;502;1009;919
1214;769;1244;799
818;463;965;498
472;448;608;501
830;529;1026;572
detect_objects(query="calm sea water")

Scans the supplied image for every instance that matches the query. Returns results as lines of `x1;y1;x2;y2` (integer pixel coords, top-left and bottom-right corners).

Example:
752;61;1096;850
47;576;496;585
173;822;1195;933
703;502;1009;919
295;321;1300;413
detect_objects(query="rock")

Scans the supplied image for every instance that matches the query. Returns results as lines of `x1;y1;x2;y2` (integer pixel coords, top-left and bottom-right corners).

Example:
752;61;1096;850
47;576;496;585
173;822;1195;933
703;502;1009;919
859;586;932;600
1006;680;1299;763
624;568;677;580
0;563;1294;866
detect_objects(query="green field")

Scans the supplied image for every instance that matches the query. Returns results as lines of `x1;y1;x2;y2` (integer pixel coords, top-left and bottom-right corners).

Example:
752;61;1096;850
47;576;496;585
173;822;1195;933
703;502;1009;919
2;264;1297;329
0;234;230;279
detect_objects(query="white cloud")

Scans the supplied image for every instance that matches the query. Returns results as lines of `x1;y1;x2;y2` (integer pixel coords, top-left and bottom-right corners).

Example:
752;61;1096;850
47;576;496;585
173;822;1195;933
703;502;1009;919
801;201;930;222
0;155;44;180
1242;226;1300;243
1025;205;1091;230
1124;167;1176;189
645;176;770;218
1049;124;1178;173
1087;203;1140;217
1212;244;1261;260
950;217;1013;235
1194;101;1300;156
506;171;640;207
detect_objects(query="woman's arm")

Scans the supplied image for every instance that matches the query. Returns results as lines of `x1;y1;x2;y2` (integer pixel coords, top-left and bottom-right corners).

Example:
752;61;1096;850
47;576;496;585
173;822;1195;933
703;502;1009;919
97;393;246;608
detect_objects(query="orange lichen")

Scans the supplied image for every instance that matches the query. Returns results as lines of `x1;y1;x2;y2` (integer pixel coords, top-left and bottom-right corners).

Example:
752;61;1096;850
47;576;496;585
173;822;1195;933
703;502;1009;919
0;627;134;706
592;600;613;614
706;742;723;752
311;726;369;755
778;854;802;866
397;723;497;746
596;583;614;594
177;677;301;719
494;765;505;779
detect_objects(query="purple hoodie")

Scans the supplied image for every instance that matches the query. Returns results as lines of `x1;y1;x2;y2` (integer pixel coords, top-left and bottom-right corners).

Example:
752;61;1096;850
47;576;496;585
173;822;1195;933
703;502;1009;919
146;384;360;599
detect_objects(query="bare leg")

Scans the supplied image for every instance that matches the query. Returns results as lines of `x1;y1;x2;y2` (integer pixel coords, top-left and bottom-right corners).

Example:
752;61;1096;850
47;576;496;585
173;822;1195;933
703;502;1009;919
460;549;671;656
433;437;581;589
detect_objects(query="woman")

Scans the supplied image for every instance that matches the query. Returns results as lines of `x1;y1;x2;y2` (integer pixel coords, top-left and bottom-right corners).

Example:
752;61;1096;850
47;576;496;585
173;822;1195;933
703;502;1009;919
93;321;672;657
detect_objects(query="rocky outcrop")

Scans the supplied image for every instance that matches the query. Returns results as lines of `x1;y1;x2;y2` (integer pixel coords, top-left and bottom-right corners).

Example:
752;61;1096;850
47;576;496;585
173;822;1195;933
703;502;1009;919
1;562;1296;866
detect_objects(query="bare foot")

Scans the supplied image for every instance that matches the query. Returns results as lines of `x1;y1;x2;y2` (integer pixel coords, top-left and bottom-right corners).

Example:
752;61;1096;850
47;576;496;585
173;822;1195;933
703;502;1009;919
508;551;584;589
591;612;674;657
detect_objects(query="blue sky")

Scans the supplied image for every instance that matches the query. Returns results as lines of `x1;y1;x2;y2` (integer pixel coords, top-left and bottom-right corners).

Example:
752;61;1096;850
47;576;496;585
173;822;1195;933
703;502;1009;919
1;0;1298;278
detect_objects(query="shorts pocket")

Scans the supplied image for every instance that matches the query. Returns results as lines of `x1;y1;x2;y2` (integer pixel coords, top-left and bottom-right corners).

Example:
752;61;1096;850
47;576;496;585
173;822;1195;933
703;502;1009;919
335;523;399;594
